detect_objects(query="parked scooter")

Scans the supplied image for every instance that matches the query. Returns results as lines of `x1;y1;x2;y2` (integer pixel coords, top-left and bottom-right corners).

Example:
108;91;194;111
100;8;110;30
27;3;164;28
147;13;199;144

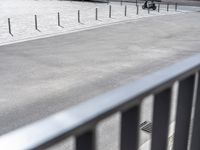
142;0;157;10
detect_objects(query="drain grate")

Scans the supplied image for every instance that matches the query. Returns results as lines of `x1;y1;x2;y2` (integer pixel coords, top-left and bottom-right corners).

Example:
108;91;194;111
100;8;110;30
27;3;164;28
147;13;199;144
140;121;152;134
139;121;148;128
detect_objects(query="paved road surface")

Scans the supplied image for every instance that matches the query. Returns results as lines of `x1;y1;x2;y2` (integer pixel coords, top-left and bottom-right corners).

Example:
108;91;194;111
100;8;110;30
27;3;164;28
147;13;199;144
0;11;200;149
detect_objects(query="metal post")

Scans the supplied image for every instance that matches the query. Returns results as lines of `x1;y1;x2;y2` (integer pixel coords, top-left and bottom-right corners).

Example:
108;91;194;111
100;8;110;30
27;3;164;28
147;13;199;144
57;12;60;26
34;15;38;31
8;18;13;36
125;5;127;16
190;72;200;150
148;7;150;14
173;75;195;150
95;8;98;20
121;105;140;150
136;0;138;6
76;129;96;150
167;3;169;11
158;3;160;12
151;87;172;150
136;5;139;15
175;3;178;11
109;5;112;18
78;10;80;23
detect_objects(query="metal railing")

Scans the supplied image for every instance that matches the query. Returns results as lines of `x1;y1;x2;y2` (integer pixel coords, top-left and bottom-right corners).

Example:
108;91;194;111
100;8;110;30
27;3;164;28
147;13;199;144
0;54;200;150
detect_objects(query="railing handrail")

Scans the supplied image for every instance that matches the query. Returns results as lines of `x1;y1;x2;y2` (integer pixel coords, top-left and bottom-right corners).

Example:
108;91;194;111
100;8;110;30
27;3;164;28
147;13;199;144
0;54;200;150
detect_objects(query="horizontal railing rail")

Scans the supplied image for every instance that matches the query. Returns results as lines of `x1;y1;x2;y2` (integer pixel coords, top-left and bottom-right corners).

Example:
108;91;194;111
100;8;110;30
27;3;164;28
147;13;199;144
0;54;200;150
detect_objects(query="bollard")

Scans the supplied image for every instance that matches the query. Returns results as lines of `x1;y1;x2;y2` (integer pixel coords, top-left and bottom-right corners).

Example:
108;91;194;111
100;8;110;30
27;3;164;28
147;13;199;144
78;10;80;23
167;3;169;11
8;18;13;36
109;5;112;18
95;8;98;20
148;7;150;14
121;0;123;6
136;5;139;15
57;12;61;26
175;3;178;11
34;15;38;31
125;5;127;16
158;3;160;12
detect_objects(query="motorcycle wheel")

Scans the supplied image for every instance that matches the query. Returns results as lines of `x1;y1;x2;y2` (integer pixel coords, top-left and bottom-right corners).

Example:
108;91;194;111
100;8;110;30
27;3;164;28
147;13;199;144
142;5;145;9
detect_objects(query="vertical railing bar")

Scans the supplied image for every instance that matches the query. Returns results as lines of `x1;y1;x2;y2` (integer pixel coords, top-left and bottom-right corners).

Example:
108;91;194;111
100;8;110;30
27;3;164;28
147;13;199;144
151;87;172;150
120;104;140;150
173;74;195;150
190;72;200;150
76;129;96;150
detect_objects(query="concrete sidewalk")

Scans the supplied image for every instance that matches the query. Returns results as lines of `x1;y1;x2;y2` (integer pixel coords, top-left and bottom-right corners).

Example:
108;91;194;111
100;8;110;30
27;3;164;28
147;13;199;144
0;12;200;149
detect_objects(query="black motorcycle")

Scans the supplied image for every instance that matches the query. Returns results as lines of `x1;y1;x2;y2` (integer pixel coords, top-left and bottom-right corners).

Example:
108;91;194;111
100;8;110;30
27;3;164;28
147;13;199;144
142;0;157;10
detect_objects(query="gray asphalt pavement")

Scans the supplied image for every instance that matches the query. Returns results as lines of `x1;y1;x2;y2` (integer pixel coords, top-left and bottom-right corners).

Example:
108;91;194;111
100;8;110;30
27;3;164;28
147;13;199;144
0;11;200;149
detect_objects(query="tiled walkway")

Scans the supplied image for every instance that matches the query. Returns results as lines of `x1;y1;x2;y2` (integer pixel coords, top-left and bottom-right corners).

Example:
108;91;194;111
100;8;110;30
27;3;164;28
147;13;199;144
0;1;189;45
